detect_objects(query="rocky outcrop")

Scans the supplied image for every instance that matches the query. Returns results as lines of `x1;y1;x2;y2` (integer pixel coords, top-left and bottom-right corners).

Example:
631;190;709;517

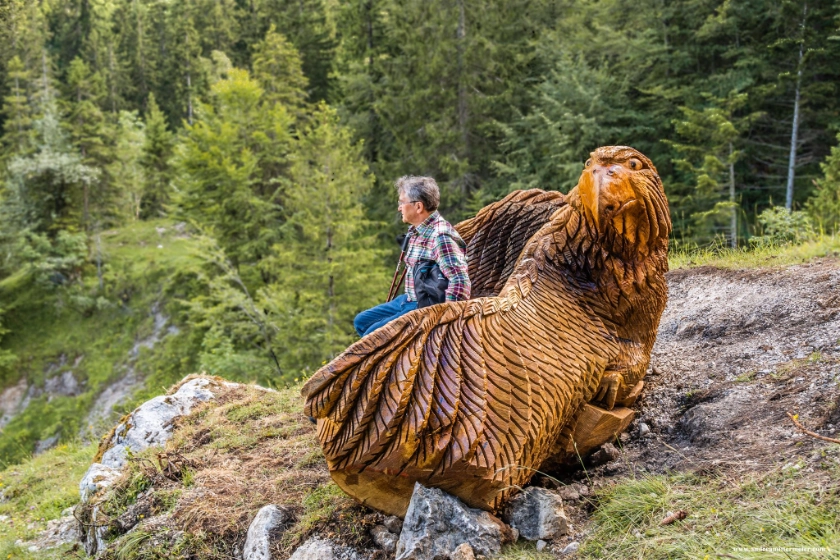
396;483;512;560
78;375;232;556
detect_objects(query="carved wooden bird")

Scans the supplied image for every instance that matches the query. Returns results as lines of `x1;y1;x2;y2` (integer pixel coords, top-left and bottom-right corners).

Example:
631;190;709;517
301;146;671;516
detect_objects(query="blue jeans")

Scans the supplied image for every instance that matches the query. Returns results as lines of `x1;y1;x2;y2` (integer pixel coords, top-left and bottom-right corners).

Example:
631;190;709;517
354;294;418;337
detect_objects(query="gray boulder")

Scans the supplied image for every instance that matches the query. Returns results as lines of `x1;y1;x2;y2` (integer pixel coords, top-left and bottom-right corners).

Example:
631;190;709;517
243;505;291;560
503;487;570;541
289;537;366;560
396;483;509;560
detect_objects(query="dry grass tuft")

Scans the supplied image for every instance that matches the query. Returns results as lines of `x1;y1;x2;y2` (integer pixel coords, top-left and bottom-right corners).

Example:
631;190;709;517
98;380;376;560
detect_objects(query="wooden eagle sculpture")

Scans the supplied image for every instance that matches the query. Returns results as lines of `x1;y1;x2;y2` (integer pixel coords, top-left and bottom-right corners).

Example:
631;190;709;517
301;146;671;516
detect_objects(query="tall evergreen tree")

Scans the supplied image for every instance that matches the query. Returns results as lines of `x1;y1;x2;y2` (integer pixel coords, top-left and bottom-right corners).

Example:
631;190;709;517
259;104;386;374
251;25;309;109
173;67;295;264
0;56;33;158
108;109;146;220
140;92;173;218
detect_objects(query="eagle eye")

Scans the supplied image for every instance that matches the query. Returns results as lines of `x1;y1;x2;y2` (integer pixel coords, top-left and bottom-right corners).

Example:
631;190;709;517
628;158;642;170
585;158;592;168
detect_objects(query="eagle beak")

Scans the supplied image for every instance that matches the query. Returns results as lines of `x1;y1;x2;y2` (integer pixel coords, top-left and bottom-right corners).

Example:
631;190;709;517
579;169;600;231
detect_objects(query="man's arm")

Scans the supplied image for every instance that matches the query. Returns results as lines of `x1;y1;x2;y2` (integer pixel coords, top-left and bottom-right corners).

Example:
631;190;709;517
434;233;471;301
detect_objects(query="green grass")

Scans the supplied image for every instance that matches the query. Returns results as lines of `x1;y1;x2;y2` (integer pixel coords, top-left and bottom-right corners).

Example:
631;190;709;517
0;441;96;559
581;449;840;559
669;234;840;270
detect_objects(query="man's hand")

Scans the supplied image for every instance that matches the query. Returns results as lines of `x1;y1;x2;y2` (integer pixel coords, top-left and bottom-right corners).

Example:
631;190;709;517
594;371;624;410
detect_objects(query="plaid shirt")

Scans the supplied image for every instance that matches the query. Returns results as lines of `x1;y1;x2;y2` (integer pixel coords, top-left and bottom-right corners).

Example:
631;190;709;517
404;211;471;302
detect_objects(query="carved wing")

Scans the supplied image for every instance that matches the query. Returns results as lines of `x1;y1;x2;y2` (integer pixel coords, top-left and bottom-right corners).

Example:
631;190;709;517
455;189;567;297
302;207;619;512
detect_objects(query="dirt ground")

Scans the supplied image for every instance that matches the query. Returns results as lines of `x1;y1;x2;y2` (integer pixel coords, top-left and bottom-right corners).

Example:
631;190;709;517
581;258;840;478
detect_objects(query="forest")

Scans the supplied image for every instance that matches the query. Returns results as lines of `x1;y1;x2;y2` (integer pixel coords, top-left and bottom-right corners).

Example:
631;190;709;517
2;0;840;400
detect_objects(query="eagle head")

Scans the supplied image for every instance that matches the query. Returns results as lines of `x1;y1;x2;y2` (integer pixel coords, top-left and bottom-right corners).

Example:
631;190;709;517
576;146;671;257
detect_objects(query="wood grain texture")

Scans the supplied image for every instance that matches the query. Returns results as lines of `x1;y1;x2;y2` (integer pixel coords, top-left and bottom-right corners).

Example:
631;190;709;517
302;146;671;516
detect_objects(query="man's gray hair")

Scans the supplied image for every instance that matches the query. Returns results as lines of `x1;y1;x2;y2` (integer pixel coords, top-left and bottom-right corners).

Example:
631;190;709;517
396;175;440;212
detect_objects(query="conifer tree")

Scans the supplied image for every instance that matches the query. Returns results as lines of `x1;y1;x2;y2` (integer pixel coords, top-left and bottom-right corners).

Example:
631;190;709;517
0;56;33;158
258;104;387;374
62;57;117;229
109;110;146;220
251;25;309;109
174;67;295;264
140;92;173;219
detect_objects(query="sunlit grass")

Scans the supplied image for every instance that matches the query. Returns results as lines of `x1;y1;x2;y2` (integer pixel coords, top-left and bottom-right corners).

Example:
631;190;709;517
669;235;840;270
0;441;96;559
581;450;840;559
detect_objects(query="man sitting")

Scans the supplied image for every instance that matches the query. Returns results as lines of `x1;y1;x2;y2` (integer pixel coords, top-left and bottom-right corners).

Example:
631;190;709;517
353;176;471;337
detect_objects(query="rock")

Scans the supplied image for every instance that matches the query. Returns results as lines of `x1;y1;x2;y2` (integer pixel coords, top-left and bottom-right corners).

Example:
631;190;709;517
504;487;570;541
535;540;547;552
371;525;398;554
383;515;403;534
44;370;81;397
396;483;508;560
21;513;79;550
243;505;291;560
637;422;651;437
588;443;620;467
556;483;588;502
99;377;220;470
34;433;60;455
79;463;121;502
289;537;365;560
451;543;475;560
560;541;579;556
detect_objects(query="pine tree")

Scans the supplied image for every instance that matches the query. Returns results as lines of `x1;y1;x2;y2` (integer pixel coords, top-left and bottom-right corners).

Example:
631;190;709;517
258;104;387;374
667;92;763;246
251;25;308;109
140;92;173;219
174;67;295;264
4;101;99;236
0;56;33;158
108;110;146;220
62;57;117;229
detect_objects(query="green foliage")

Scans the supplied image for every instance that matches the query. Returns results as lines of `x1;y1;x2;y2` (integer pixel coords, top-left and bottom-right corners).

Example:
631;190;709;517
173;66;294;263
139;93;173;219
109;110;146;221
807;132;840;234
750;206;816;247
4;103;100;236
259;104;387;375
251;26;309;109
0;55;33;158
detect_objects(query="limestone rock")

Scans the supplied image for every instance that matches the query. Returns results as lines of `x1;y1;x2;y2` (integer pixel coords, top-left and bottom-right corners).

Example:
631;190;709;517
396;483;507;560
556;483;589;502
561;541;579;556
22;510;79;551
535;540;547;552
79;463;121;502
289;537;365;560
451;543;475;560
99;377;219;469
243;505;291;560
371;525;398;554
503;487;570;541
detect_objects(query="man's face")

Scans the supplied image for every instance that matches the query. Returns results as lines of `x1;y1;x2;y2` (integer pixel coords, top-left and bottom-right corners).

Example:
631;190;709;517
398;193;425;226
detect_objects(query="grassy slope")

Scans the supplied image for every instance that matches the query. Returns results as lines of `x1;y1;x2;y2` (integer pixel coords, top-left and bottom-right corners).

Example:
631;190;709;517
0;218;207;465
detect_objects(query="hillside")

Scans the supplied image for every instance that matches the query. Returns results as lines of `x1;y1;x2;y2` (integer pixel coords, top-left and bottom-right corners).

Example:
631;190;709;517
1;254;840;559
